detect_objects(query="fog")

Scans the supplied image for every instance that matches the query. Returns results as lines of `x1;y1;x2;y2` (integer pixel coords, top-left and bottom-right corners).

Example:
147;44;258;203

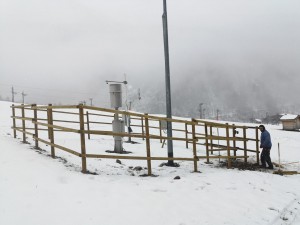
1;0;300;120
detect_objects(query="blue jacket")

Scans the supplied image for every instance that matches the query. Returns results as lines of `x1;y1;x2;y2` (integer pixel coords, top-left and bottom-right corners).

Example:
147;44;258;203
260;130;272;149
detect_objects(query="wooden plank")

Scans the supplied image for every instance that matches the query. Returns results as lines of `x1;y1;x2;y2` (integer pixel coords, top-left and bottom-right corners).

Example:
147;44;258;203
141;116;145;140
86;129;194;142
194;119;254;129
32;121;79;133
232;124;237;157
208;147;258;153
243;127;247;163
185;123;188;149
52;119;80;124
11;104;17;138
21;104;26;143
88;121;111;125
226;123;232;168
203;135;253;142
273;170;299;175
32;105;78;110
86;154;197;161
34;137;81;157
205;124;209;163
11;116;34;121
14;127;75;132
197;155;249;159
11;104;32;108
52;110;79;115
256;127;260;164
85;112;113;117
86;111;91;140
48;104;55;158
192;119;198;172
15;127;35;136
159;121;162;143
79;105;87;173
144;113;152;176
209;125;213;154
32;104;39;149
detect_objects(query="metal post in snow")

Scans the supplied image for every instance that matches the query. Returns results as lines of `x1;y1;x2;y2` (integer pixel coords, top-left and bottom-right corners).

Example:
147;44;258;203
162;0;174;166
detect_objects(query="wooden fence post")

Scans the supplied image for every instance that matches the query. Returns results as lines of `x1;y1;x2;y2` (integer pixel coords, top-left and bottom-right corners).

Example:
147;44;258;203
210;125;213;154
144;114;152;176
256;127;260;164
204;123;210;163
21;104;26;143
232;124;237;157
159;121;162;143
192;119;198;172
47;104;55;158
86;111;91;140
141;117;145;140
32;104;39;149
226;123;232;168
79;105;87;173
185;123;188;149
243;127;247;163
11;104;17;138
47;105;51;139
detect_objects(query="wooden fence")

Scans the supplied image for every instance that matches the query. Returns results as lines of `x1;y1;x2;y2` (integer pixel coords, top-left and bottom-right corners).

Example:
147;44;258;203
11;104;260;175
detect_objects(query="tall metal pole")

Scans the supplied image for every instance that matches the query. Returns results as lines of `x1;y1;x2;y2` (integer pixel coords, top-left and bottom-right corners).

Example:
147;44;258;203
162;0;174;165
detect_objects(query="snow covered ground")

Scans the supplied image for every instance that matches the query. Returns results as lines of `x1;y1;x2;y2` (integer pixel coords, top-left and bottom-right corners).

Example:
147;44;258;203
1;100;300;225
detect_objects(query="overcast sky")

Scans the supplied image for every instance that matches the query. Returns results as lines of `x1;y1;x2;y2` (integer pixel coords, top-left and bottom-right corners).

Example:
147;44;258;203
1;0;300;113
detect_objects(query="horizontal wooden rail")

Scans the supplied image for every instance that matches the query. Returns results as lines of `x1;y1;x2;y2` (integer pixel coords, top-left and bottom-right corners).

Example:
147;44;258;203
33;105;79;109
83;105;195;125
194;119;258;129
88;121;111;125
15;127;34;137
198;155;249;159
86;154;198;161
14;127;73;132
11;116;33;121
199;135;255;142
52;110;79;115
85;129;195;142
11;104;32;108
32;121;79;133
34;137;81;157
86;112;113;117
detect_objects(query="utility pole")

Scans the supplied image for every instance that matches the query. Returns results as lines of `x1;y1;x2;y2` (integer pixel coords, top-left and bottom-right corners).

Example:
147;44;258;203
89;98;93;106
217;109;220;120
11;86;17;102
21;91;27;104
162;0;174;166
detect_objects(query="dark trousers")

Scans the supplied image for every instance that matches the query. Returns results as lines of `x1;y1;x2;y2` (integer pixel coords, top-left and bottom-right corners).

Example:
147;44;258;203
261;148;273;168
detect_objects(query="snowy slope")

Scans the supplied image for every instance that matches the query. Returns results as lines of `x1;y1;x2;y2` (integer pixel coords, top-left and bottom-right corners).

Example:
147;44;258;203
1;101;300;225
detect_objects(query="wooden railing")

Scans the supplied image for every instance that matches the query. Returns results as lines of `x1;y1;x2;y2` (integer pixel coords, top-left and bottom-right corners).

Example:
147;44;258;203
11;104;260;175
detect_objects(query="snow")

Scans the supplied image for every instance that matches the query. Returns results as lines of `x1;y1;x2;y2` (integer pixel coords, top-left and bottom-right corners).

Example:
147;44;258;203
1;101;300;225
280;114;299;120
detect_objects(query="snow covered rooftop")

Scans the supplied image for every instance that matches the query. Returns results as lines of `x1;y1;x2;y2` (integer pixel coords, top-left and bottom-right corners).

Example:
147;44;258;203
280;114;300;120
